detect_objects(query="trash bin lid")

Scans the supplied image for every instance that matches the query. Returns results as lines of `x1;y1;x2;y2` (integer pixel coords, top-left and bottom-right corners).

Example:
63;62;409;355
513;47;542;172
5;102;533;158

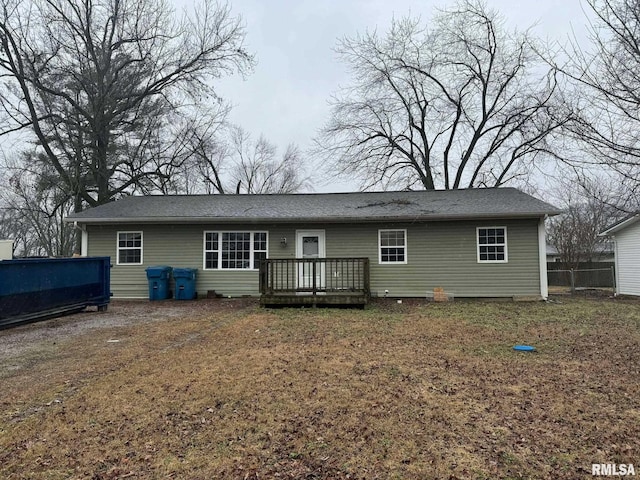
173;267;197;278
145;265;172;276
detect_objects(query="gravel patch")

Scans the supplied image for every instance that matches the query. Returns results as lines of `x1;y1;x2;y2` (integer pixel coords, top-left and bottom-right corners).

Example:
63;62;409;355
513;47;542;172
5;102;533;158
0;298;258;360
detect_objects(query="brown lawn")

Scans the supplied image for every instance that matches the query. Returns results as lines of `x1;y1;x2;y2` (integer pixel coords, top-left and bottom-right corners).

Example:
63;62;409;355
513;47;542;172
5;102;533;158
0;296;639;479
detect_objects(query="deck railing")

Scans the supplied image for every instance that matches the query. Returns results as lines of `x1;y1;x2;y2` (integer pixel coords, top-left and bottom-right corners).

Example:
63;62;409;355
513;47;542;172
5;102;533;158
259;258;370;296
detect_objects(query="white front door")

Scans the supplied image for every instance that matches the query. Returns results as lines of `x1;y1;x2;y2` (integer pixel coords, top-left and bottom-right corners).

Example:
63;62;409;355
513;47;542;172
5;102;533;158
296;230;326;291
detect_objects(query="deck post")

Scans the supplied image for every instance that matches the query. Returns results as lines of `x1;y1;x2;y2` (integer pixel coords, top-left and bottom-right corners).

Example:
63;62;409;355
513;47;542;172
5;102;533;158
363;258;370;296
259;260;265;294
312;259;317;295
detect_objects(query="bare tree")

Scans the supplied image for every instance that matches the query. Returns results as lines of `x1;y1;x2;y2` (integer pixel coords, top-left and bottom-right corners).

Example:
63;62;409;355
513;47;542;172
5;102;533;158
0;199;38;256
0;153;76;256
551;0;640;206
128;104;231;195
229;127;310;194
183;124;310;194
315;0;568;191
0;0;253;211
547;178;620;270
177;107;232;194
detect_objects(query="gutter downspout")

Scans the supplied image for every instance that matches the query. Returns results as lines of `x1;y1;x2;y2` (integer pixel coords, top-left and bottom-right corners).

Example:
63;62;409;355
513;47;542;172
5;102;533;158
538;216;549;300
612;235;619;296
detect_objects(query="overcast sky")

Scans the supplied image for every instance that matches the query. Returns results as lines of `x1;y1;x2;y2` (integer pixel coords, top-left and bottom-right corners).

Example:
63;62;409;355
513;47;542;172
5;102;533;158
207;0;590;192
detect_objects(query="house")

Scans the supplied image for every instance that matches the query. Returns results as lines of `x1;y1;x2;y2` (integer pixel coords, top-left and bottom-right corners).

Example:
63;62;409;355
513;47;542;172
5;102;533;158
600;214;640;296
65;188;560;302
546;241;615;263
0;240;13;260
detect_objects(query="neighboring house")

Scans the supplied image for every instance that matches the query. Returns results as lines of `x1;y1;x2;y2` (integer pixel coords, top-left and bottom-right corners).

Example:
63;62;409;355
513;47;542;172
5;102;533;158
601;214;640;296
0;240;13;261
546;242;615;263
65;188;560;301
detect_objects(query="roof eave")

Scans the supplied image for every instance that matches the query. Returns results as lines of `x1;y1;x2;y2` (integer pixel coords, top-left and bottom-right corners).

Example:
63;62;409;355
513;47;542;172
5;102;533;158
600;214;640;236
65;211;557;225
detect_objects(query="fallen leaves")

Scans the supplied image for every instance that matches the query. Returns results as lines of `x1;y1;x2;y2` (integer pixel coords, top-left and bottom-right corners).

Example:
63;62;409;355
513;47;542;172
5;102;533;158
0;296;639;479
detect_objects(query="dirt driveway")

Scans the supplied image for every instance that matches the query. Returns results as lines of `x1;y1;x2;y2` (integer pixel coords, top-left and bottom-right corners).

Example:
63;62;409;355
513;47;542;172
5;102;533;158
1;297;639;479
0;298;258;361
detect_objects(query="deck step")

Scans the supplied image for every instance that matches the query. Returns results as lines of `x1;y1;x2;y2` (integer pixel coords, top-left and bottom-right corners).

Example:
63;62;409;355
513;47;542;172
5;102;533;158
261;294;368;307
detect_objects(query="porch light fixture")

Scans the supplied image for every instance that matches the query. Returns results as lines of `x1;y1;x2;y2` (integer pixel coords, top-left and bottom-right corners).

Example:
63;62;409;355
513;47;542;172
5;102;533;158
280;237;287;248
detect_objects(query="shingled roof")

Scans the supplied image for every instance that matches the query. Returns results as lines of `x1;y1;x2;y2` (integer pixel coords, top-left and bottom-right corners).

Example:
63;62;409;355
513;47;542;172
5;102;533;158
66;188;560;224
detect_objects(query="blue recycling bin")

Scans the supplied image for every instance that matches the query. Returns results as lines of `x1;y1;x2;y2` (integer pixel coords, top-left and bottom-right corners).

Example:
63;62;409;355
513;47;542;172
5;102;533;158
173;268;197;300
145;266;172;300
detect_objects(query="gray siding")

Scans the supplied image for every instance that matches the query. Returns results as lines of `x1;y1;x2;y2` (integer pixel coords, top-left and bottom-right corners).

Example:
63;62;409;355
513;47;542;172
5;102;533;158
87;219;542;298
615;221;640;296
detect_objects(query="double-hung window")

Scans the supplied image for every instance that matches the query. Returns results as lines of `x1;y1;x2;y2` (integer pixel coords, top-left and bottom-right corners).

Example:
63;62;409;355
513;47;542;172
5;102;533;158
379;229;407;264
204;232;220;269
477;227;508;262
204;231;267;270
117;231;143;265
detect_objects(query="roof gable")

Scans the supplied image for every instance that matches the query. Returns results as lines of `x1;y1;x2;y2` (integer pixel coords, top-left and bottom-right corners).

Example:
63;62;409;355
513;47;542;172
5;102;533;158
66;188;560;224
600;213;640;236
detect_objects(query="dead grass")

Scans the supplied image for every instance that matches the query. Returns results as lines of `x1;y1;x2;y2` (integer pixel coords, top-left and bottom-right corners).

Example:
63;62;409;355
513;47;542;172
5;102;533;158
1;296;639;479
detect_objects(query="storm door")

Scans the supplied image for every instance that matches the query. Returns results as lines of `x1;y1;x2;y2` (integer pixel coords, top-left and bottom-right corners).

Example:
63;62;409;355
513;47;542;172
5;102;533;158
295;230;326;292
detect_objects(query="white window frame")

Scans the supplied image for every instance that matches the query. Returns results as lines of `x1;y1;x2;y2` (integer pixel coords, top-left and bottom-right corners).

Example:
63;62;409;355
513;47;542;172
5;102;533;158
477;226;508;263
203;231;220;270
378;229;408;265
116;231;143;265
203;231;268;271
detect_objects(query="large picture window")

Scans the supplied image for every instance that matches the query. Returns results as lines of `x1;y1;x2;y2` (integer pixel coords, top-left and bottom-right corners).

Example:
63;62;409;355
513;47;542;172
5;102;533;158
117;231;143;265
204;231;267;270
477;227;508;262
379;229;407;264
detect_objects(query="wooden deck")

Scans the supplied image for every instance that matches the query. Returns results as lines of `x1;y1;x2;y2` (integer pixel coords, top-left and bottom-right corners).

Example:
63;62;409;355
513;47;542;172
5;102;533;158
259;258;370;307
260;293;369;307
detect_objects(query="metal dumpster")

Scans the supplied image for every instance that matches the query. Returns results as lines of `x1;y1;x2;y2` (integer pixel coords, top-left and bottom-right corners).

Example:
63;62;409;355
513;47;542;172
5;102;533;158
145;266;172;300
173;268;197;300
0;256;111;327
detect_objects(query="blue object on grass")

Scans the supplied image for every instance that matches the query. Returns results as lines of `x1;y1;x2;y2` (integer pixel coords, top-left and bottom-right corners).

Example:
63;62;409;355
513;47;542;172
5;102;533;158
513;345;536;352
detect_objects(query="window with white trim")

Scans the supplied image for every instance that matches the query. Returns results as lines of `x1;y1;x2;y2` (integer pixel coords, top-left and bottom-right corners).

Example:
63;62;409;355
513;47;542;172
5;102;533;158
253;232;267;268
477;227;508;262
117;231;143;264
379;229;407;264
204;231;267;270
204;232;219;269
